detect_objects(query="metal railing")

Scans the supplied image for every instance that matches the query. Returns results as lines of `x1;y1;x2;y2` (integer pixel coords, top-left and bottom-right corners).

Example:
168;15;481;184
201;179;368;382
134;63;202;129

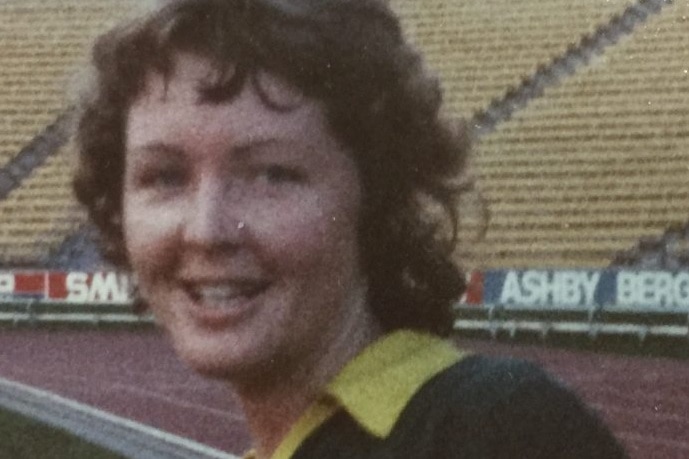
0;300;153;327
454;303;689;344
0;376;237;459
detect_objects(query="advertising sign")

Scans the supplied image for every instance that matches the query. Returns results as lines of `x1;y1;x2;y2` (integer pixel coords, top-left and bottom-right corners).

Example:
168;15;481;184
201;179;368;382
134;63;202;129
0;269;687;312
0;271;131;305
478;269;689;313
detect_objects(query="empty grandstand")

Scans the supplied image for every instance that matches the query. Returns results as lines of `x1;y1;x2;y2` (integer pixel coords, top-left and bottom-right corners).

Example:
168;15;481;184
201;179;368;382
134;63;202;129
0;0;686;272
464;0;689;269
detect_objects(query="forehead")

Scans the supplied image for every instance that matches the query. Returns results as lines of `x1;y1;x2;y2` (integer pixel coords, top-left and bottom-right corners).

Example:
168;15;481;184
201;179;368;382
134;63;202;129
139;52;218;103
126;53;332;151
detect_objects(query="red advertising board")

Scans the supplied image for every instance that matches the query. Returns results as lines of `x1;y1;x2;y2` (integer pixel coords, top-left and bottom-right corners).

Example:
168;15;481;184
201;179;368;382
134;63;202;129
0;271;131;305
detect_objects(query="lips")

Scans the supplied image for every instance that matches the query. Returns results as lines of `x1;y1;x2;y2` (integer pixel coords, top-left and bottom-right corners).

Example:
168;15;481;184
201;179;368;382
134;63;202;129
181;279;270;326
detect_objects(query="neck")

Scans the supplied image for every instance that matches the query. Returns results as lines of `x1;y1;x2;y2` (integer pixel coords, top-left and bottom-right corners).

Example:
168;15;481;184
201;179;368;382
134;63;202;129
234;304;381;459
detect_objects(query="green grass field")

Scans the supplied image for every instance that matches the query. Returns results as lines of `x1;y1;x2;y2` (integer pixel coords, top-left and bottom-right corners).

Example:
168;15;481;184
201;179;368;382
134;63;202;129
0;406;125;459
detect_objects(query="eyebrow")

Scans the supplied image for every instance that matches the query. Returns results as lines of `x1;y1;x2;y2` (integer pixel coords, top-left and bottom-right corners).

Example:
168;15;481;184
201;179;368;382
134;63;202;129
128;142;186;158
129;138;298;160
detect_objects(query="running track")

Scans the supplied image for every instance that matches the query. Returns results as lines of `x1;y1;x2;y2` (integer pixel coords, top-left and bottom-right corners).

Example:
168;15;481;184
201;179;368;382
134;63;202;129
0;329;686;458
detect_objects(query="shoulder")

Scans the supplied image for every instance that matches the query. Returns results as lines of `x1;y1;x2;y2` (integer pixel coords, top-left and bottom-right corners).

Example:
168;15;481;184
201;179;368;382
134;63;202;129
394;355;629;459
403;354;558;415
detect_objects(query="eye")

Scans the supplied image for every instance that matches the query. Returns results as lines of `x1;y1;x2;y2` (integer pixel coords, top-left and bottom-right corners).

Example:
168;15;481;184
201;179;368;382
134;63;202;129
259;165;305;185
137;166;188;190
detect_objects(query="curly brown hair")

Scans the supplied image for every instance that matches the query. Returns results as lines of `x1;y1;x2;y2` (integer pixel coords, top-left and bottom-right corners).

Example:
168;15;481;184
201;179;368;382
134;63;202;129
74;0;472;336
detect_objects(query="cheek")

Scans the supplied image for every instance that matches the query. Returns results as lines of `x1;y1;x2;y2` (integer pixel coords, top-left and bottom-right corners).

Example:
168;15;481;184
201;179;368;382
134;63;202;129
123;197;181;278
252;190;362;278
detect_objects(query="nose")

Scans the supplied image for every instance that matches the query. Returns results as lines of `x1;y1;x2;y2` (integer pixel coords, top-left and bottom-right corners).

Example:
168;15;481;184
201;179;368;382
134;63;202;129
182;178;243;248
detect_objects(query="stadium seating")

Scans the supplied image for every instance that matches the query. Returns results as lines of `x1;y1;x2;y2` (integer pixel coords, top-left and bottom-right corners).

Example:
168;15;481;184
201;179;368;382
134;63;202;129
0;0;687;276
611;221;689;269
0;0;152;264
461;0;689;269
0;145;84;263
0;0;146;168
389;0;635;119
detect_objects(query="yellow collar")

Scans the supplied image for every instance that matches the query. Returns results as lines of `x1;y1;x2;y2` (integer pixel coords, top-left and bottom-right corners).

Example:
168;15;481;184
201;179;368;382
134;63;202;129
254;330;465;459
326;329;463;438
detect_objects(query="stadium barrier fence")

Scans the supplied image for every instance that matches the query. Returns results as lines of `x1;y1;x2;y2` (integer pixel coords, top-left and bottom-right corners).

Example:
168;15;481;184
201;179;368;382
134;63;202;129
0;269;687;342
0;270;152;326
455;269;689;343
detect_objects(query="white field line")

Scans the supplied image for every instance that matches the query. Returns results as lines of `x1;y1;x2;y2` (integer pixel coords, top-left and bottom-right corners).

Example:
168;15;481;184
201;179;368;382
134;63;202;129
0;363;243;421
112;383;245;423
0;376;238;459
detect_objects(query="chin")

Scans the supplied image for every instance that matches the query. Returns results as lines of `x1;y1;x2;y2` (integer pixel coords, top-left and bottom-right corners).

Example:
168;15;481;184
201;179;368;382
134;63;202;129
172;336;270;383
178;348;244;380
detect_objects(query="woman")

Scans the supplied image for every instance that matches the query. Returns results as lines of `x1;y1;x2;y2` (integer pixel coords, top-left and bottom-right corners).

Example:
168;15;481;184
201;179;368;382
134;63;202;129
73;0;628;458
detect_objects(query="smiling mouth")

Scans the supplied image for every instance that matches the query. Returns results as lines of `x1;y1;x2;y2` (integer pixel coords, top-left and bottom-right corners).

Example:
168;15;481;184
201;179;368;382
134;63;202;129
183;281;270;311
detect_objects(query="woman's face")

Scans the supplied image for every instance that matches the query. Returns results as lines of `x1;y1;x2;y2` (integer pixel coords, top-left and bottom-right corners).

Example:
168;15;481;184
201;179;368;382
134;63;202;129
123;53;370;381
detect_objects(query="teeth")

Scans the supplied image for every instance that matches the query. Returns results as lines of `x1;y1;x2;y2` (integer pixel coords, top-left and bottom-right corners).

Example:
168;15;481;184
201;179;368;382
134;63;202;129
199;285;243;301
187;282;265;308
